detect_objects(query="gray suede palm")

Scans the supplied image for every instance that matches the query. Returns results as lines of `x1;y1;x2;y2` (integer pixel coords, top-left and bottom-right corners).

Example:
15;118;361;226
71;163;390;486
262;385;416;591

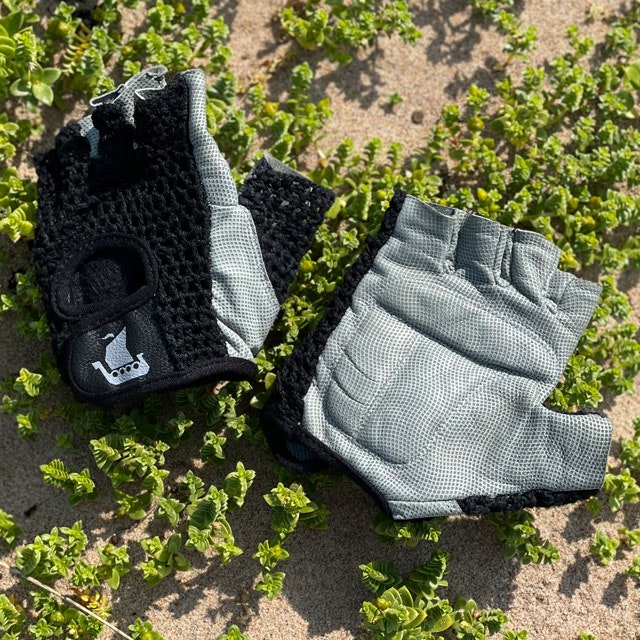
264;195;612;520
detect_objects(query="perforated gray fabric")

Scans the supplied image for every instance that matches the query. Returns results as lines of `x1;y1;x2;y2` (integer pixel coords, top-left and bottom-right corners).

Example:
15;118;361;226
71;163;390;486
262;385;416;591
300;196;612;519
181;70;279;358
78;66;167;156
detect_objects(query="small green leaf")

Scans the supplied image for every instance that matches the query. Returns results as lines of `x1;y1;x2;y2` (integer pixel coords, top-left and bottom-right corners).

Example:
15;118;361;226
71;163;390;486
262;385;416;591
38;67;62;85
264;371;277;391
106;571;121;590
431;612;454;632
0;35;15;57
625;61;640;90
31;82;54;106
9;79;30;97
0;12;24;36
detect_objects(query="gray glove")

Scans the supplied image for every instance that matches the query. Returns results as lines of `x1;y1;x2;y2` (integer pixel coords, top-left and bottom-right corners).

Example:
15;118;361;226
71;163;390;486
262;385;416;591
262;191;612;519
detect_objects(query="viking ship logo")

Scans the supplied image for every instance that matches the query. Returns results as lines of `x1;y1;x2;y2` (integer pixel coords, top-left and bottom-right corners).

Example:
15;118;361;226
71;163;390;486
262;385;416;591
91;327;149;385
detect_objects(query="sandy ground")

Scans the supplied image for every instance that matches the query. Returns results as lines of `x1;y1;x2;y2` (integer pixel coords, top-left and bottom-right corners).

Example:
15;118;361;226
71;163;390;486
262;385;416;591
2;1;640;639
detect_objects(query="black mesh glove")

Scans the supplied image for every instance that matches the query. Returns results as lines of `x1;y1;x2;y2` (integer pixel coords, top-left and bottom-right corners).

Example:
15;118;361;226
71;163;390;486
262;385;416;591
34;69;335;407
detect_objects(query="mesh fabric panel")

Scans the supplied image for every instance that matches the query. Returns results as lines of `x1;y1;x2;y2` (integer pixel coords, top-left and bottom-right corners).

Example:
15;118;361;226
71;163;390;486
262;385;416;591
78;66;167;156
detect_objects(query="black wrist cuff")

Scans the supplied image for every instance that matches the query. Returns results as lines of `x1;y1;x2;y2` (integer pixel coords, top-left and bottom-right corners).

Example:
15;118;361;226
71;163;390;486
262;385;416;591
239;154;336;303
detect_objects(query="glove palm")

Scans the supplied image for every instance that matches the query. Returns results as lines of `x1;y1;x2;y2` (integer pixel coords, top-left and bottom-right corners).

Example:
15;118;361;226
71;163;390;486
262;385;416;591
263;193;612;519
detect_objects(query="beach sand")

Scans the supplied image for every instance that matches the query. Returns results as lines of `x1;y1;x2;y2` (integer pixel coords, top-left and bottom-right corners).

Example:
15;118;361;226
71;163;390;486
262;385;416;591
1;1;639;638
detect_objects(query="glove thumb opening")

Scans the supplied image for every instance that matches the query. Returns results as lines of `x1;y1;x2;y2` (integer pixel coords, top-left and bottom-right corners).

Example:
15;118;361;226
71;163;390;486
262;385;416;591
533;403;612;494
51;233;158;323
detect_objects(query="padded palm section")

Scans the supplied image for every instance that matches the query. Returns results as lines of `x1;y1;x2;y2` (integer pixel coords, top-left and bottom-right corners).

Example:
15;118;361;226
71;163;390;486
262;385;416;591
263;193;612;520
71;249;145;306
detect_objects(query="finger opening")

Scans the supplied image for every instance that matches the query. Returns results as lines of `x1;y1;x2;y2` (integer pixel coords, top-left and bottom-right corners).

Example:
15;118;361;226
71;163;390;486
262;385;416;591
80;65;168;157
132;74;189;155
53;121;91;167
455;213;507;284
390;196;464;270
556;275;602;335
510;229;561;303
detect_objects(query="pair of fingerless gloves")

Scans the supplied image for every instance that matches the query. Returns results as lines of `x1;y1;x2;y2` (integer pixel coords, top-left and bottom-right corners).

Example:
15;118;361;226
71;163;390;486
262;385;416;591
34;68;612;520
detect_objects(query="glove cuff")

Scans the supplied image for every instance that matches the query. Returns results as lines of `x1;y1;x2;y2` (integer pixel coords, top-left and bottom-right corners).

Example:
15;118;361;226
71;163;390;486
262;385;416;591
62;329;255;408
239;154;336;303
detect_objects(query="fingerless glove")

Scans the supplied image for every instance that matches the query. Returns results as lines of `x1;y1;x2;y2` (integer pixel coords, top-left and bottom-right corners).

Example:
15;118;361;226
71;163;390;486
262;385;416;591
262;193;612;519
34;68;334;407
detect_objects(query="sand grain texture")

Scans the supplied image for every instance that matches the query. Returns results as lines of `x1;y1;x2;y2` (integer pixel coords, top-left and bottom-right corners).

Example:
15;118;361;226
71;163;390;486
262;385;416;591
2;1;640;639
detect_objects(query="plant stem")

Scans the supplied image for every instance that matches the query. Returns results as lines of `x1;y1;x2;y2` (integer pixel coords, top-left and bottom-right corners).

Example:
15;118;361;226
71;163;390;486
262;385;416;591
0;559;134;640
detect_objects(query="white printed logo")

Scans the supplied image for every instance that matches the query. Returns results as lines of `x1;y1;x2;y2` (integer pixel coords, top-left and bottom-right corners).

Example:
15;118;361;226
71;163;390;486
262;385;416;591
91;327;149;385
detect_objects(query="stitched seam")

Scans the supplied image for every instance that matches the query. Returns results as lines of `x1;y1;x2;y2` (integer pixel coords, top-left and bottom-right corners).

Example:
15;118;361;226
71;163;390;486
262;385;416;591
314;269;386;398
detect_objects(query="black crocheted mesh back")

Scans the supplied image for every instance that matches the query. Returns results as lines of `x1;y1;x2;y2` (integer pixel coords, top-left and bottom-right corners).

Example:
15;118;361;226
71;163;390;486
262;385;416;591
33;75;227;370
